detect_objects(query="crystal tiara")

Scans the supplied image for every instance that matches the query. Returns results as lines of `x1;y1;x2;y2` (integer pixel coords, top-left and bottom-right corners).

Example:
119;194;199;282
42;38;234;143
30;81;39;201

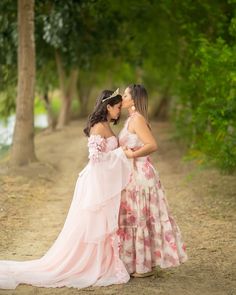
101;88;120;103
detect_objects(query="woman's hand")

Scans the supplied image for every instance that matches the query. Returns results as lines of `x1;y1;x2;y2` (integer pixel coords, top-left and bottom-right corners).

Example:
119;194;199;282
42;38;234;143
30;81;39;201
124;148;134;159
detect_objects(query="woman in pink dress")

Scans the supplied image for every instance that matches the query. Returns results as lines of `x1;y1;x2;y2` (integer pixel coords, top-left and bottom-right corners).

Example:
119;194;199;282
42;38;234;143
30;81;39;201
118;84;188;277
0;89;131;289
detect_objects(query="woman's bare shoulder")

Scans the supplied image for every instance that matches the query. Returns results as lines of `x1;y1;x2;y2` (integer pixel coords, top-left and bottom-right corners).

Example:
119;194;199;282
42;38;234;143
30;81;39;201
131;112;146;124
90;122;107;137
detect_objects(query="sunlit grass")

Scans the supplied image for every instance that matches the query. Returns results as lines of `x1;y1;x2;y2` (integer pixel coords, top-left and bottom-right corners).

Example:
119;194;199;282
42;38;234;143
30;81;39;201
0;144;10;160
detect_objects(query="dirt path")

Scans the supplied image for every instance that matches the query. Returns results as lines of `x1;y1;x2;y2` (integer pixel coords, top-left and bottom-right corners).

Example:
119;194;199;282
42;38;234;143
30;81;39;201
0;120;235;295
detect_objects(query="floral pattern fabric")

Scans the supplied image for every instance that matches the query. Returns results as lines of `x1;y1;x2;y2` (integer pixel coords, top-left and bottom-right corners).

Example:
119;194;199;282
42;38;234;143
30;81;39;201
118;114;188;274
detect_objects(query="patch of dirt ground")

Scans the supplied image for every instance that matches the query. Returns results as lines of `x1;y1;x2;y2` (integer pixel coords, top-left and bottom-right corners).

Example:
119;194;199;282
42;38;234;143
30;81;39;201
0;119;235;295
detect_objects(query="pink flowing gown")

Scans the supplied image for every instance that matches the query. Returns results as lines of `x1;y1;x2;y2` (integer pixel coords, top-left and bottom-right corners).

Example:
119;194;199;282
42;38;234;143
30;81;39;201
0;135;131;289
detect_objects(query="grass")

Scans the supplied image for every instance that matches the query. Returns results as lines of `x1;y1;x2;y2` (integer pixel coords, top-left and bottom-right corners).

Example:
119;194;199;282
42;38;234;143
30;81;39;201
34;94;61;117
0;144;10;160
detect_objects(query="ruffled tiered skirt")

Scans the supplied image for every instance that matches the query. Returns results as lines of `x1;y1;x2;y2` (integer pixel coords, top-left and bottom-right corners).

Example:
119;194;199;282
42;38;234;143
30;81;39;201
118;156;188;274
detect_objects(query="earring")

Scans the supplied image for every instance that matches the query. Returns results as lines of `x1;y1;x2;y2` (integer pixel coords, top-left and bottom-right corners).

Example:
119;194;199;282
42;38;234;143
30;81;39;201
131;105;136;111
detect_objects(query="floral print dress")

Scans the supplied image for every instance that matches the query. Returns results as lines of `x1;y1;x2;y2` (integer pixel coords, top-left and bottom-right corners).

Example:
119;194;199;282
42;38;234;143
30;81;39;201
118;113;188;274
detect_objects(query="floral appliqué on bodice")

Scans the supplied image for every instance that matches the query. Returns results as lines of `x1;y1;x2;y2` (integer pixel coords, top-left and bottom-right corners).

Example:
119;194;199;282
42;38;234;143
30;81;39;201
88;135;118;163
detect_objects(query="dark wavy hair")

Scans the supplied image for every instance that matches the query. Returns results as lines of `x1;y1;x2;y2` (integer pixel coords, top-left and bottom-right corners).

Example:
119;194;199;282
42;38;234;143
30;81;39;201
83;90;122;137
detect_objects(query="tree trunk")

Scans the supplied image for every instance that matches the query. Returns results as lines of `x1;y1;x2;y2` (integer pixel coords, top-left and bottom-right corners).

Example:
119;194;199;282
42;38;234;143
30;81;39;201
42;90;56;131
153;87;171;121
135;66;143;83
55;51;78;129
11;0;37;166
78;85;91;118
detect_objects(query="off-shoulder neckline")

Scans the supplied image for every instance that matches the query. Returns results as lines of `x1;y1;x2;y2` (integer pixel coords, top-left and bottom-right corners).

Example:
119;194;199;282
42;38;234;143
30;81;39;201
89;134;117;141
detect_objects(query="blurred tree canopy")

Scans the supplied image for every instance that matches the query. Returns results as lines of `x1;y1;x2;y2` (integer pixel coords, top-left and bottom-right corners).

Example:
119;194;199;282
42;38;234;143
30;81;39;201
0;0;236;171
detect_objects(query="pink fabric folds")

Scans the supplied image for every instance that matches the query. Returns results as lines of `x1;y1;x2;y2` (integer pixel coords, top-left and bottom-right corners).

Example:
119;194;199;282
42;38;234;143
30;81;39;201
0;135;131;289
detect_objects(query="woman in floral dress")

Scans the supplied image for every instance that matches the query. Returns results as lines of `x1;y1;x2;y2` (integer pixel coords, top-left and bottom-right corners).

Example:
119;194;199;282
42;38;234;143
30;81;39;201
118;84;188;277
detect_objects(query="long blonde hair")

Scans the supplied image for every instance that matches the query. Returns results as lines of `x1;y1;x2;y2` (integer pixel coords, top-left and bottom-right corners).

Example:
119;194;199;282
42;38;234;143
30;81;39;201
128;84;149;122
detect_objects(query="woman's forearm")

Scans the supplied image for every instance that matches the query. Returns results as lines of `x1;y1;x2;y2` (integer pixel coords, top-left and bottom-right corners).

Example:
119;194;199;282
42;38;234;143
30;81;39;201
132;143;157;158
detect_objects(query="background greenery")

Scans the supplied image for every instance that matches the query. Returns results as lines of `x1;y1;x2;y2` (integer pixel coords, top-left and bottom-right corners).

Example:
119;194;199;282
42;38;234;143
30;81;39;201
0;0;236;172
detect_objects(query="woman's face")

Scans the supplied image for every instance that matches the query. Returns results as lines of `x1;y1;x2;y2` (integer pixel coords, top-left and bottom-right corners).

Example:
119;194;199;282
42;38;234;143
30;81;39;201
122;87;134;109
107;102;122;120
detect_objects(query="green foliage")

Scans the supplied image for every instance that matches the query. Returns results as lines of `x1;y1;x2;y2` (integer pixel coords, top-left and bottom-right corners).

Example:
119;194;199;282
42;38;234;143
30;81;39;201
0;88;16;120
50;95;61;116
173;25;236;172
0;0;17;119
1;0;236;173
34;96;47;115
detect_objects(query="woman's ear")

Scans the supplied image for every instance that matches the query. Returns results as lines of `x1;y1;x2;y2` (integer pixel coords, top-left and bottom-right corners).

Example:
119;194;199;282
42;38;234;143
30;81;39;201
106;104;111;111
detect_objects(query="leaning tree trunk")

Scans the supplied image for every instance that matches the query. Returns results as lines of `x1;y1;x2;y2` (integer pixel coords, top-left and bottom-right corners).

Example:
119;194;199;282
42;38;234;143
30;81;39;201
42;90;56;131
153;86;171;121
55;51;78;129
78;85;91;118
11;0;37;166
77;71;95;118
